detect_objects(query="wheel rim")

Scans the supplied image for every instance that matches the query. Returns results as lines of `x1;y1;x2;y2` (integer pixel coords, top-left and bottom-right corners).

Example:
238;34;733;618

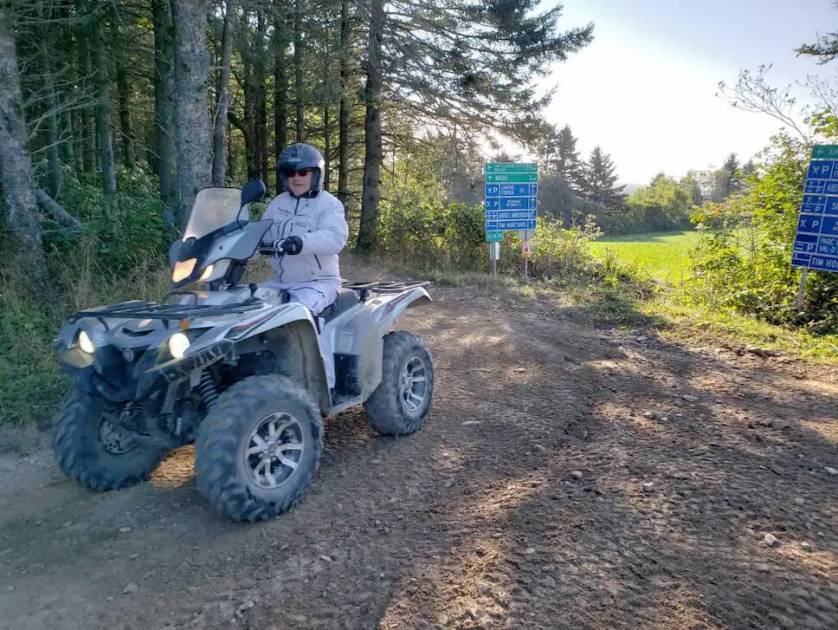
244;412;305;489
98;417;136;455
399;354;429;415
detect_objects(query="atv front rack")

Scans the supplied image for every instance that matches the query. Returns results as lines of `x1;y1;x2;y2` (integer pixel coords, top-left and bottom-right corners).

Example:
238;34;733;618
73;299;264;323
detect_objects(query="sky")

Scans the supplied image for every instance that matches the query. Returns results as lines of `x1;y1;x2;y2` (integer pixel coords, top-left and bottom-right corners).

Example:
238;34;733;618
539;0;838;185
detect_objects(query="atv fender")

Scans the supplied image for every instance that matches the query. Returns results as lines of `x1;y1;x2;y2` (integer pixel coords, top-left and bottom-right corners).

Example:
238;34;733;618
371;286;431;331
326;287;431;413
233;303;331;414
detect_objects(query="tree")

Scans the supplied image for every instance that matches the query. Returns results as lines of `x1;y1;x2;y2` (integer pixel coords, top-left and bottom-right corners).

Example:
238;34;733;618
111;4;137;170
626;174;693;232
293;0;304;141
535;123;586;225
580;146;625;210
84;0;118;195
796;3;838;66
152;0;177;206
172;0;212;225
710;153;743;202
336;0;353;205
538;172;603;227
0;6;48;278
356;0;594;252
212;0;235;186
273;0;291;192
357;0;384;252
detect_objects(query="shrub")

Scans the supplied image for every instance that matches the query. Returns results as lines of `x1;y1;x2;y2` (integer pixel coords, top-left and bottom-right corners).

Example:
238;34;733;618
689;134;838;333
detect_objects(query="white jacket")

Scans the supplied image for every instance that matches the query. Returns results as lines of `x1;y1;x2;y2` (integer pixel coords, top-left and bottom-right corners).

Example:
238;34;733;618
263;189;348;284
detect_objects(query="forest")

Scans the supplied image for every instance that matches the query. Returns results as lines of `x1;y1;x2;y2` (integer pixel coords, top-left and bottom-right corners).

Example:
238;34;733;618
0;1;836;425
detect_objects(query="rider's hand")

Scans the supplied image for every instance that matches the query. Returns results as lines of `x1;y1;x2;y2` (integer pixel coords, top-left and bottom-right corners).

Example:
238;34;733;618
278;236;303;255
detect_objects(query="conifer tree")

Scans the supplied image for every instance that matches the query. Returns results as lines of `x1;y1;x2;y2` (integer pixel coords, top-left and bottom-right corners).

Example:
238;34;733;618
581;146;625;210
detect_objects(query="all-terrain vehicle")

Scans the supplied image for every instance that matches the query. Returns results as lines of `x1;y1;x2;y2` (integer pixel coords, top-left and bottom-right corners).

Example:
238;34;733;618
52;181;434;521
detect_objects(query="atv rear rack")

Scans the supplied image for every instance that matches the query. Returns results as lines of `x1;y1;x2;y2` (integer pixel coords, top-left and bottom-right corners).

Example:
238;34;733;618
343;280;429;294
73;299;264;324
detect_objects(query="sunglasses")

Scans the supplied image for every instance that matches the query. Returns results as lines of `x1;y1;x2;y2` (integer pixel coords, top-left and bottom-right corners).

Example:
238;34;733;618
281;167;313;177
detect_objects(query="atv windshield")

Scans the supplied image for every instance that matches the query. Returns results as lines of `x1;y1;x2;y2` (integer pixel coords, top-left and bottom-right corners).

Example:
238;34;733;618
183;188;250;240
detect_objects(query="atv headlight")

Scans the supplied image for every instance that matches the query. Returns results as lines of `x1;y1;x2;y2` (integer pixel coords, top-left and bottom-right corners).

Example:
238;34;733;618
77;330;95;354
168;332;191;359
199;264;214;281
172;258;197;283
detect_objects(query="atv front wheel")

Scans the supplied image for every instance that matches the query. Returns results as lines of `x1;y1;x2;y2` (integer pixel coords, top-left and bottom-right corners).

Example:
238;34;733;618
53;390;167;491
364;331;434;436
195;375;323;522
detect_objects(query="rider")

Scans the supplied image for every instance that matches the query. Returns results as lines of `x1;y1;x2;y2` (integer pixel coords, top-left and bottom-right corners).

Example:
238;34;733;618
262;143;348;389
263;143;348;314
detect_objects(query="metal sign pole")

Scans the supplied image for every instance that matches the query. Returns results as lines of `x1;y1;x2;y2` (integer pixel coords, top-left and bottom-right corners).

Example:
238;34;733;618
796;268;808;311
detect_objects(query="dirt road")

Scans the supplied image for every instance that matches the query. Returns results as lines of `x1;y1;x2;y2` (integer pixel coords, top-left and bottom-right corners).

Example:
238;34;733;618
1;280;836;629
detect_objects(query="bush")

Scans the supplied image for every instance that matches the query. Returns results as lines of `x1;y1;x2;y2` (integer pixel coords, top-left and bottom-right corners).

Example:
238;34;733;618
379;199;486;272
0;169;173;425
688;134;838;333
45;171;175;281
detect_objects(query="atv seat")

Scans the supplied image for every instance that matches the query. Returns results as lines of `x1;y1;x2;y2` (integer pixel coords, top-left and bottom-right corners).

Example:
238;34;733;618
321;288;359;322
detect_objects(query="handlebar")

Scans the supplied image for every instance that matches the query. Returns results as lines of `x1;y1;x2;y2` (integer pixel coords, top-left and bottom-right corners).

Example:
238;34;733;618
258;241;286;256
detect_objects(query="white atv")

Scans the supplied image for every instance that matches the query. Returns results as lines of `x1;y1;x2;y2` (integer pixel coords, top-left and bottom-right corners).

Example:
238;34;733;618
52;181;434;521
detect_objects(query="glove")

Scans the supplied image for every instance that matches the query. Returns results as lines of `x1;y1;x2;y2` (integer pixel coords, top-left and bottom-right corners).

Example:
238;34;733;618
278;235;303;255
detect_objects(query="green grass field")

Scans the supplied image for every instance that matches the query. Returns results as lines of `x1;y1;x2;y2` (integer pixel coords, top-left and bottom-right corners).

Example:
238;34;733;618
589;230;702;283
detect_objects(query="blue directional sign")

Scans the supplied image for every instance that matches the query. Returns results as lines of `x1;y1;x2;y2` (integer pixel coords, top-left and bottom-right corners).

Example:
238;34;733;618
484;197;537;210
484;163;538;241
793;147;838;273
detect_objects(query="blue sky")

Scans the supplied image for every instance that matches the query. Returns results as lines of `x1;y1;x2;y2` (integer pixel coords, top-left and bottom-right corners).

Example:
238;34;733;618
540;0;837;185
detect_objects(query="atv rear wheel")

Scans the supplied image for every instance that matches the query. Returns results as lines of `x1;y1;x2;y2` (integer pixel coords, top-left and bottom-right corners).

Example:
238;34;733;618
364;331;434;436
195;375;323;522
53;390;167;491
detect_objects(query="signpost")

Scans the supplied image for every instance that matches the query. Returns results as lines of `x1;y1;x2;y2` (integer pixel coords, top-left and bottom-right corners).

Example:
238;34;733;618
484;162;538;276
792;145;838;308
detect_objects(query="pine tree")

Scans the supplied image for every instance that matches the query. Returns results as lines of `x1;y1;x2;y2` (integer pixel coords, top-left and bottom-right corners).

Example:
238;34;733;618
172;0;212;225
356;0;594;252
710;152;742;202
581;146;625;210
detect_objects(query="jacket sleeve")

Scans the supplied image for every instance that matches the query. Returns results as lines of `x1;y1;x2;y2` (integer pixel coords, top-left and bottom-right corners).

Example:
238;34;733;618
301;196;348;256
262;196;283;243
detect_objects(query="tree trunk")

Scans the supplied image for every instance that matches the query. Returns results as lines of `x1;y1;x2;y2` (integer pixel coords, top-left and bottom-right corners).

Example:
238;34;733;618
0;8;48;279
226;123;235;179
357;0;384;253
39;37;62;197
75;0;96;174
62;108;75;170
256;11;269;186
152;0;177;206
111;14;136;169
172;0;211;226
293;0;304;141
91;6;117;195
323;101;331;191
211;0;234;186
337;0;350;205
242;45;258;179
273;0;289;193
